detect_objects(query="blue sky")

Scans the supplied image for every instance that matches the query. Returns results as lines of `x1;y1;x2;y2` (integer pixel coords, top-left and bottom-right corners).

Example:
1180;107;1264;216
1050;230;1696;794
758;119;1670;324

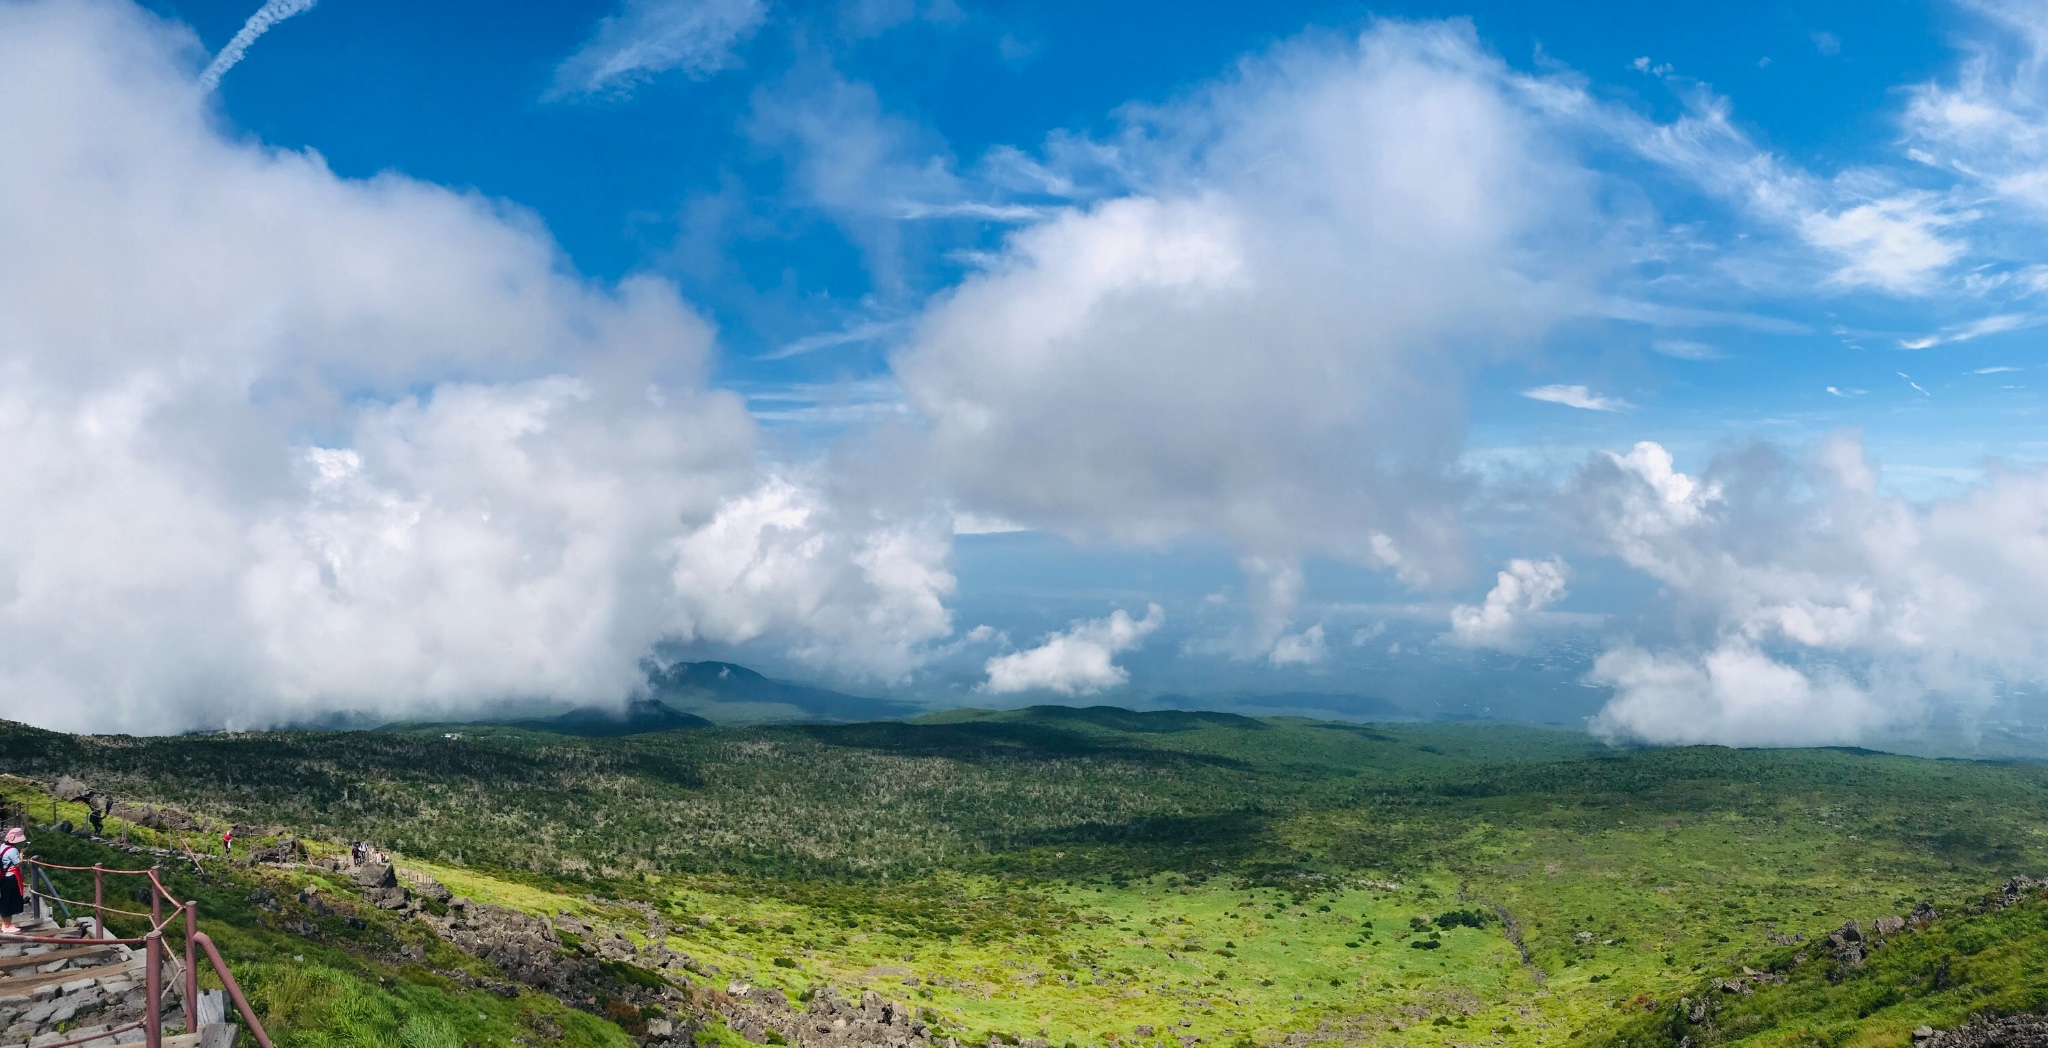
166;0;2038;487
5;0;2048;744
181;0;1951;335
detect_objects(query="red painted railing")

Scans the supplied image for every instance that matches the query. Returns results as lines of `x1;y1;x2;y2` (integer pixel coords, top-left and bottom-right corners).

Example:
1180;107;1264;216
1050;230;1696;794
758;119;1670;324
6;859;276;1048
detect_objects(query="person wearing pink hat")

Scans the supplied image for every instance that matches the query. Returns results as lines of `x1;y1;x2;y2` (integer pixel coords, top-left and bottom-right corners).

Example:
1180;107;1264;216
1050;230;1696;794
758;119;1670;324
0;827;26;934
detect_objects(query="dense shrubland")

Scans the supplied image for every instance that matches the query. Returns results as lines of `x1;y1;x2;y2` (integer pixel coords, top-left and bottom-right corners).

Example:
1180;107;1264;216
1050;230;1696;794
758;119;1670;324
2;707;2048;1045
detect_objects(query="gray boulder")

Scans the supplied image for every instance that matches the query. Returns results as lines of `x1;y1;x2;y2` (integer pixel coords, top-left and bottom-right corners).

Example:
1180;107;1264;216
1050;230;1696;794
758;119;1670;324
1918;1016;2048;1048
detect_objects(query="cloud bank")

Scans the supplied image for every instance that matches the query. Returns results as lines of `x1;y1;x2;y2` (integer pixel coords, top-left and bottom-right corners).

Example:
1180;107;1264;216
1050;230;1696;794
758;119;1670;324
1574;435;2048;746
0;0;950;732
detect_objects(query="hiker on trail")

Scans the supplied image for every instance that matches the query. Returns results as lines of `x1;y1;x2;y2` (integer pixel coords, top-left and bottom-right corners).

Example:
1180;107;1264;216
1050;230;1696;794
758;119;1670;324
87;805;102;836
0;828;28;935
221;828;233;857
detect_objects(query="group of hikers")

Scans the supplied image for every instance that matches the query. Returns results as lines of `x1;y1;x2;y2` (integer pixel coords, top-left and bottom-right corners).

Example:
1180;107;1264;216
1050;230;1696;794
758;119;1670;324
0;790;395;937
0;804;296;937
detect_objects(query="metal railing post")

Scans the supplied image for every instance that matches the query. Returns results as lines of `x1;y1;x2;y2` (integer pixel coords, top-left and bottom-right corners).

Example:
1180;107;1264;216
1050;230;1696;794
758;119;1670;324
183;902;198;1033
2;862;275;1047
144;931;162;1048
191;932;277;1048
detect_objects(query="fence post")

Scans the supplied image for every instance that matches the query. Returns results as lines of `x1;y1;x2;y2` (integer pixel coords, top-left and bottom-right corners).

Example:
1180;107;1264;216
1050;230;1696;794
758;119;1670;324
150;865;161;929
184;901;198;1033
93;864;103;940
145;930;162;1048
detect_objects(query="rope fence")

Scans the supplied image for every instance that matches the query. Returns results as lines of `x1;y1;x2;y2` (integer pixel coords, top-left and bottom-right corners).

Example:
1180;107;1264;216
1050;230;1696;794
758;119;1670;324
0;858;277;1048
4;1017;146;1048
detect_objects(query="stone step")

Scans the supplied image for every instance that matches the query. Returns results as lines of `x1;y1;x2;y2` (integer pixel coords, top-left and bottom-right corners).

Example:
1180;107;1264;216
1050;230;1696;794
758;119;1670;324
0;920;90;945
0;956;144;998
0;1026;197;1047
0;909;234;1048
0;944;125;974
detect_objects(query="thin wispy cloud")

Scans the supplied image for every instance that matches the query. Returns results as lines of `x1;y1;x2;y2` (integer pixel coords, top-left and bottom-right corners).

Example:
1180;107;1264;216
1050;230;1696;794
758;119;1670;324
548;0;766;100
1597;79;1968;295
197;0;317;91
1826;386;1866;397
1522;384;1632;411
1970;365;2023;374
1899;313;2033;349
1650;339;1725;360
741;377;911;428
1897;371;1931;396
760;317;908;360
888;200;1048;222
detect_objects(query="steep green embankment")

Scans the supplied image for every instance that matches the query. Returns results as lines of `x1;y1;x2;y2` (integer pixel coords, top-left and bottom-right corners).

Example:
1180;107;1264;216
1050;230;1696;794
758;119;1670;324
1593;881;2048;1048
0;776;633;1047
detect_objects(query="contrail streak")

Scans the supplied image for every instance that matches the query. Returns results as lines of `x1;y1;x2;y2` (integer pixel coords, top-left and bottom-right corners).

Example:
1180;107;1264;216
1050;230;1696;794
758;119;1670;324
198;0;320;91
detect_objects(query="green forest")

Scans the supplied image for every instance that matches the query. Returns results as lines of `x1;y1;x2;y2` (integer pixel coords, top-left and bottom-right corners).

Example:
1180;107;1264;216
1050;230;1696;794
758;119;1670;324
2;707;2046;1048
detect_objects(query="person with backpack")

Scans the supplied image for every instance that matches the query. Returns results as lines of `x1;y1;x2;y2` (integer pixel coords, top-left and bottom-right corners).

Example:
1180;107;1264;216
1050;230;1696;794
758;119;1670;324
221;828;233;857
0;827;29;934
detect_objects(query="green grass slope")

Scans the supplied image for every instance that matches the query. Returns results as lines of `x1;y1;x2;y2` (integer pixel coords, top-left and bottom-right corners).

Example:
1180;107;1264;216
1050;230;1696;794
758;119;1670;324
1593;881;2048;1048
0;777;633;1047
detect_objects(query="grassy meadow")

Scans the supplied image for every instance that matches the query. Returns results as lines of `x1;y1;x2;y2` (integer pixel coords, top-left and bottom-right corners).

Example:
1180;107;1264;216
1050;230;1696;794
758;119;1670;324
0;707;2042;1047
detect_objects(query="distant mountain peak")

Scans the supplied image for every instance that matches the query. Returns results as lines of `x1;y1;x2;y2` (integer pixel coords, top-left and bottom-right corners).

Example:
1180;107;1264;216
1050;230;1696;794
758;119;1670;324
646;660;769;687
511;697;714;737
642;659;919;725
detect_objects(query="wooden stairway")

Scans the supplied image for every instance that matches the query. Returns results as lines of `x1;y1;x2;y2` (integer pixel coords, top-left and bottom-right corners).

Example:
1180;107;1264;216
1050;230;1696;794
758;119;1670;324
0;908;222;1047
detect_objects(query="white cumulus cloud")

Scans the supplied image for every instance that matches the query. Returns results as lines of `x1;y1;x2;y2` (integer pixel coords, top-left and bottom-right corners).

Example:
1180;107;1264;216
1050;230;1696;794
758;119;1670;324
982;604;1164;695
0;0;952;732
897;21;1624;639
1446;558;1569;650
